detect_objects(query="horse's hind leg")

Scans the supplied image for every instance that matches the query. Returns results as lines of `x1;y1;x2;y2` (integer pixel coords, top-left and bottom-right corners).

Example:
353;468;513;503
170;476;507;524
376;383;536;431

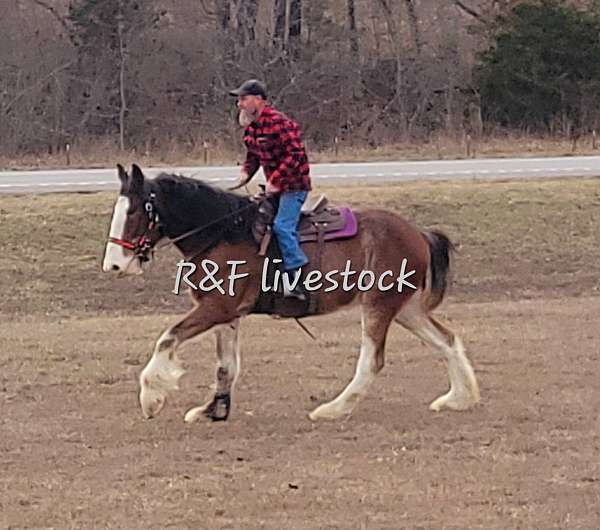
395;293;479;411
184;319;241;423
309;306;394;421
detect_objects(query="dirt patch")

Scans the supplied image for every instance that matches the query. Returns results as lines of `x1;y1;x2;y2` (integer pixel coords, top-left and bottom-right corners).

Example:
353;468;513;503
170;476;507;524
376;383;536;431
1;298;599;529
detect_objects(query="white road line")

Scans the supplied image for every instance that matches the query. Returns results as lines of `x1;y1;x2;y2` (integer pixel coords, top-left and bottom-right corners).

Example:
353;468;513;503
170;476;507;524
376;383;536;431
0;165;597;192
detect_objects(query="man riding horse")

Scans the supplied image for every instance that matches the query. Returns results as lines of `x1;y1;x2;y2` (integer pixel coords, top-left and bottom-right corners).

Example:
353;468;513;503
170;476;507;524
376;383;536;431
229;79;310;300
101;83;480;423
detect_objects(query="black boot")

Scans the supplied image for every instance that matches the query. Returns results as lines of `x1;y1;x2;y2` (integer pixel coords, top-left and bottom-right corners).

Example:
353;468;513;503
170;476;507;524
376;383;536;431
282;267;307;301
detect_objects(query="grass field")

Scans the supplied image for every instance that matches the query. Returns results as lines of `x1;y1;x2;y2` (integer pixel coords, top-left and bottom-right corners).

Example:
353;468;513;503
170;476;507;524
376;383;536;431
1;177;600;529
1;177;599;319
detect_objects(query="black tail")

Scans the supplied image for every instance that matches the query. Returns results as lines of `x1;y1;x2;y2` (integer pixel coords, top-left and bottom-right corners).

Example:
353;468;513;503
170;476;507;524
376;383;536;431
423;230;456;311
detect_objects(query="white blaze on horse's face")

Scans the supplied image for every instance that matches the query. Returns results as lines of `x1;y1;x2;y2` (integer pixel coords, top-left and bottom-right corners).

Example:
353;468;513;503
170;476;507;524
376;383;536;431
102;195;143;275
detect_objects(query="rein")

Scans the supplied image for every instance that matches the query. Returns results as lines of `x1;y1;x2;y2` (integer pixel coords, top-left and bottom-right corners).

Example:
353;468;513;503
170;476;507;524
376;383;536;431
108;185;318;342
155;201;257;251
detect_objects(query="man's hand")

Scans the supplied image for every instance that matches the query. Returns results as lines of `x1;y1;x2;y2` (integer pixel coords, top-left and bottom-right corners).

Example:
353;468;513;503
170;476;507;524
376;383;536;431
265;181;280;196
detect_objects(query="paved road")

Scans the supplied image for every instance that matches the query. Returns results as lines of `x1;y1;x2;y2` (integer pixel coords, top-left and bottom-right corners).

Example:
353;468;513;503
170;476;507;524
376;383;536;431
0;155;599;194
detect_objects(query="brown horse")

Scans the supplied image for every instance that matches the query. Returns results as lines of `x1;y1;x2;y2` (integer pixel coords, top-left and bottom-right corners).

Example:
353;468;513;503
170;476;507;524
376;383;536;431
102;164;479;423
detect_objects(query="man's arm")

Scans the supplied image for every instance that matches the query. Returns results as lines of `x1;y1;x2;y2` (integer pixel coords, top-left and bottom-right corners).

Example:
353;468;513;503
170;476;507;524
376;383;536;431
268;119;305;191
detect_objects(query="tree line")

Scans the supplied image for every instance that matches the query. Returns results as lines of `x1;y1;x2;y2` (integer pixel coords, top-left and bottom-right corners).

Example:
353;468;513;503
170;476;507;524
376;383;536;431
1;0;599;159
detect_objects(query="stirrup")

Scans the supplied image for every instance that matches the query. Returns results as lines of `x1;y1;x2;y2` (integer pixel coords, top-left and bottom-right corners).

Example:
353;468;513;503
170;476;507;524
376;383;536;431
283;284;307;301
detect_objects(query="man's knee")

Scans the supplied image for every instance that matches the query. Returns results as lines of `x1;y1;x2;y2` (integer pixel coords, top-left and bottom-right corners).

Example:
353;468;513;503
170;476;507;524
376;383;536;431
272;216;290;238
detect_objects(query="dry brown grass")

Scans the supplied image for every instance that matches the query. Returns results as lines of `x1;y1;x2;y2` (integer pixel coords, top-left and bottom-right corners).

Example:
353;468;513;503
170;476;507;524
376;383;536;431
1;296;600;529
1;177;599;320
2;133;600;171
314;132;600;163
1;177;600;529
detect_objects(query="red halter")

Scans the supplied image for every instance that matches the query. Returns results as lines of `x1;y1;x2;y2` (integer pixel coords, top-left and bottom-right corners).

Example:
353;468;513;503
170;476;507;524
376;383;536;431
108;193;159;261
108;237;137;251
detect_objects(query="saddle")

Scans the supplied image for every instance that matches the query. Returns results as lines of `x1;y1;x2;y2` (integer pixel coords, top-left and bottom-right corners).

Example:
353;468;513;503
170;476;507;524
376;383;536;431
251;192;358;251
250;189;359;319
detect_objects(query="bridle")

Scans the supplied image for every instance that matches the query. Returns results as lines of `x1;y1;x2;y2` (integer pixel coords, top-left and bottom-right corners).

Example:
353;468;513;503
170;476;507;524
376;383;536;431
108;190;258;262
108;192;161;263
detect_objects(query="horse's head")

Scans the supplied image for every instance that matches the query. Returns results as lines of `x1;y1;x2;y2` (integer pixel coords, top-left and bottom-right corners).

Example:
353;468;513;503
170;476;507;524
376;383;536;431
102;163;162;276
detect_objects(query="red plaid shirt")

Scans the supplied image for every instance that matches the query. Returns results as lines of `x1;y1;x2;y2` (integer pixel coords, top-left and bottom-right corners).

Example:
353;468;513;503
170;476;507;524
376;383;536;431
242;105;311;193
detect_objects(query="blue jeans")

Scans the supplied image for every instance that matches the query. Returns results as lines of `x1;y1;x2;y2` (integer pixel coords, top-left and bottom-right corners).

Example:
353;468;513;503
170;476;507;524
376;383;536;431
272;191;309;271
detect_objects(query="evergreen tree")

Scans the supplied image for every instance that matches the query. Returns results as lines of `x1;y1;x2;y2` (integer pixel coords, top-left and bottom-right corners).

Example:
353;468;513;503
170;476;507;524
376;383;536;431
476;0;600;133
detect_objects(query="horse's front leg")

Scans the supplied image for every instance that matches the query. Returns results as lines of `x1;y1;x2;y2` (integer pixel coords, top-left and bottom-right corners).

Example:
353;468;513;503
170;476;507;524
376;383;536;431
138;304;235;419
184;318;241;423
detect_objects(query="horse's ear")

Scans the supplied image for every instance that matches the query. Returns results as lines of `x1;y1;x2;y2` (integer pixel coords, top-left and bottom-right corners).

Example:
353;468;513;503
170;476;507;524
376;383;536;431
130;163;145;193
117;163;127;183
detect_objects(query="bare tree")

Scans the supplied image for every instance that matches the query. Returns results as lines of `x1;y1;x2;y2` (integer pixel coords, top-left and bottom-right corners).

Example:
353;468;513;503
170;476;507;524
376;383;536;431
371;0;408;136
1;0;595;160
117;0;127;151
404;0;422;55
237;0;259;44
453;0;483;20
347;0;359;58
274;0;286;48
290;0;302;39
30;0;69;32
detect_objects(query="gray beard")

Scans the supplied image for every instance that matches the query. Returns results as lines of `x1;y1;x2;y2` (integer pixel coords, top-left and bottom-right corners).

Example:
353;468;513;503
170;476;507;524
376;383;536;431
239;108;258;127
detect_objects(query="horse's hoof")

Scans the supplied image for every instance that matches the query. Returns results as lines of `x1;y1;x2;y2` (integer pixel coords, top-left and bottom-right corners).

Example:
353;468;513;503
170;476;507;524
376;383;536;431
308;403;349;422
202;393;231;422
429;391;476;412
184;406;205;423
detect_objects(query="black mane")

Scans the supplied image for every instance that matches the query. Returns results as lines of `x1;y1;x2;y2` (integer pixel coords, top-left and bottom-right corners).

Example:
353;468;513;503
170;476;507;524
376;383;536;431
148;172;257;257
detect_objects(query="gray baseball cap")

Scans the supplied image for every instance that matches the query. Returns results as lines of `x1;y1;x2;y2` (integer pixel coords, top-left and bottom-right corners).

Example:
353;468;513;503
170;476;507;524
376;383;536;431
228;79;267;98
